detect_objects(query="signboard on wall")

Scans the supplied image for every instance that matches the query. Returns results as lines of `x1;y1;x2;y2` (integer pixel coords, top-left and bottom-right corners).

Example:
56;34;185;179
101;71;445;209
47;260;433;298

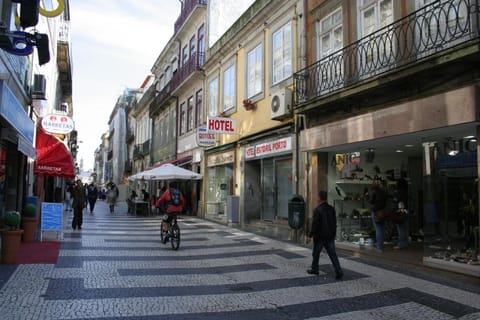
245;136;292;159
196;126;216;147
42;114;75;134
207;150;235;167
207;117;236;134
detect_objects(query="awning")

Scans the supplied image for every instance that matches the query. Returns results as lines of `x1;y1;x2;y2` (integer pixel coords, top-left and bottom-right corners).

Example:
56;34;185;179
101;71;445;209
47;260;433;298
34;129;75;178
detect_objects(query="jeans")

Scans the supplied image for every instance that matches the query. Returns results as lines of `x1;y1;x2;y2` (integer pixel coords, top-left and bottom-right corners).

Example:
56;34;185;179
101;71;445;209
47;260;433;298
397;220;409;248
371;213;385;250
311;239;342;276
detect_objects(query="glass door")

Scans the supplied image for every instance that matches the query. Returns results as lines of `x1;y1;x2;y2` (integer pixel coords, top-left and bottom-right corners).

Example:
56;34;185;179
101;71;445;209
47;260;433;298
262;159;275;221
276;158;292;218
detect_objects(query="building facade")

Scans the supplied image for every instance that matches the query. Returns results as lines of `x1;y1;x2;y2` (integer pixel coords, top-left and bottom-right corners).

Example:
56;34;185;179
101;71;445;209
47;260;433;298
295;0;479;276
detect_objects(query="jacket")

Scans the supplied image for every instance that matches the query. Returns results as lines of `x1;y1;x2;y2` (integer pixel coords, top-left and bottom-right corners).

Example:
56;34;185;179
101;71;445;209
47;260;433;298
71;185;86;208
309;202;337;240
367;185;387;212
155;188;186;214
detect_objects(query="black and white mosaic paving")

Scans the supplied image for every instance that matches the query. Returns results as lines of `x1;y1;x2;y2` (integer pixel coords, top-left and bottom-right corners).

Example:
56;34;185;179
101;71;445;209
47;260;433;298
0;201;479;319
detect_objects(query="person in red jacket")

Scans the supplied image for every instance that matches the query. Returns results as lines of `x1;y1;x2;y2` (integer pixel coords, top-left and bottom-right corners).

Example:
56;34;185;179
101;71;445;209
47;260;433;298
156;182;185;239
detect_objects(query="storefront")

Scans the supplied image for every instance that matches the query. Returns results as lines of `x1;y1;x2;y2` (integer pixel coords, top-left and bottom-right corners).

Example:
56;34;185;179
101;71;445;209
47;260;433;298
0;81;36;214
301;85;479;276
242;135;293;225
205;147;235;221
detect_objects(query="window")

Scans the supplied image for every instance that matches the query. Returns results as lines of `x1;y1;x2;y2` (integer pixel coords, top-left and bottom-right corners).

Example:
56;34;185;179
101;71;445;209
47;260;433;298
165;66;171;82
246;43;263;98
208;77;219;117
187;96;194;132
182;45;188;66
223;64;236;112
318;9;343;60
195;89;203;127
272;22;292;84
198;24;205;65
189;35;196;61
316;8;344;92
358;0;394;73
179;102;186;135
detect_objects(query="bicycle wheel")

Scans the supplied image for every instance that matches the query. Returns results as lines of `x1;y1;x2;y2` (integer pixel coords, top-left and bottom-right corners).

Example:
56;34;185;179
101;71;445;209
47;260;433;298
170;224;180;250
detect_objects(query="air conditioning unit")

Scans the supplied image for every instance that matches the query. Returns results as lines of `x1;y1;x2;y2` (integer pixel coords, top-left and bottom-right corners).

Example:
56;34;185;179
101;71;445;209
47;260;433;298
271;87;292;120
32;74;46;98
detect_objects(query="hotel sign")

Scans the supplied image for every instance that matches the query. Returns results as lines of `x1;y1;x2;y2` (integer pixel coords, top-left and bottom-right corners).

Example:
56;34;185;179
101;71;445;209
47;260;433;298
42;114;75;134
246;137;292;159
196;126;216;147
207;117;236;134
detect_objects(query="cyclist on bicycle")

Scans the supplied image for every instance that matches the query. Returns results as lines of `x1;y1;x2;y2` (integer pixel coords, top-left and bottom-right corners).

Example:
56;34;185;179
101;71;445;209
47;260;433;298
156;182;185;243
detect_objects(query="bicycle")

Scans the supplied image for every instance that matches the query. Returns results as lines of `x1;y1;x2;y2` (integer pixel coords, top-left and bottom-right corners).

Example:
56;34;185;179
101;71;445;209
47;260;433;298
160;214;180;250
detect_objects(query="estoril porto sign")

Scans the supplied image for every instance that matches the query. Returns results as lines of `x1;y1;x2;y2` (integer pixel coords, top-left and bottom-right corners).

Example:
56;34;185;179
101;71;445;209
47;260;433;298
41;114;75;134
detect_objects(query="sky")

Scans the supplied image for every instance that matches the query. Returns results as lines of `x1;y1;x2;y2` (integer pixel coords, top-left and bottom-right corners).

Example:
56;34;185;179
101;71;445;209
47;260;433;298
70;1;180;171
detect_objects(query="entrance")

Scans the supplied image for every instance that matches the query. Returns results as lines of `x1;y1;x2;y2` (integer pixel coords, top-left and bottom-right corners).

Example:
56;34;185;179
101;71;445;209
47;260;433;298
262;157;292;221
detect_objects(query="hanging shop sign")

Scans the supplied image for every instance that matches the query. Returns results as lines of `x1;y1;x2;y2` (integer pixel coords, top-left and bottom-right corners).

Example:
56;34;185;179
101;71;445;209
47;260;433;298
41;114;74;134
207;117;236;134
246;136;292;159
335;152;361;172
196;126;216;147
207;150;235;167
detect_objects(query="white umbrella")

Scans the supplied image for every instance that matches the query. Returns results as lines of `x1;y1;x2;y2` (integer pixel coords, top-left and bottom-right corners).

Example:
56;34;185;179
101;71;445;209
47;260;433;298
128;163;202;181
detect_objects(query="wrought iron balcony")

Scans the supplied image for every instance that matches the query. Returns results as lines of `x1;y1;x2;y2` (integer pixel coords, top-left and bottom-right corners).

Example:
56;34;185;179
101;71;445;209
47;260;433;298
174;0;207;33
294;0;480;108
141;139;150;156
150;80;173;115
171;52;205;92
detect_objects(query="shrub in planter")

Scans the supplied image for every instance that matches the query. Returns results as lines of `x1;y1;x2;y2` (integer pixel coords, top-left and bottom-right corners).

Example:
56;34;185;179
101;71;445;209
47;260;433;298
3;211;21;230
23;203;37;218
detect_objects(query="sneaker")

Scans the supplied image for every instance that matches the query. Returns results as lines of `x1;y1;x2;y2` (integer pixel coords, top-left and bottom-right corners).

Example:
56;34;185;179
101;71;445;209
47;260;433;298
335;272;344;280
306;269;319;275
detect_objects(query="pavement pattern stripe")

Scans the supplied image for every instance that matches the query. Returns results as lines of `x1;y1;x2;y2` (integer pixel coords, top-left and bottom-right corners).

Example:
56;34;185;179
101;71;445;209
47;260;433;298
55;249;305;268
117;263;276;276
43;266;367;300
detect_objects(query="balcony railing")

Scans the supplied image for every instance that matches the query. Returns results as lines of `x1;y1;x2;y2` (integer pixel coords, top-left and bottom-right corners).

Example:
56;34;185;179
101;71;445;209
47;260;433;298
294;0;480;107
171;52;205;91
141;140;150;156
174;0;207;33
151;80;172;110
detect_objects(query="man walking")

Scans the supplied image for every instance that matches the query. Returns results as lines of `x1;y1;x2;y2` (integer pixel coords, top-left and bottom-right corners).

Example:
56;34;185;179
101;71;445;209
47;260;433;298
307;190;343;280
87;183;99;215
71;179;86;230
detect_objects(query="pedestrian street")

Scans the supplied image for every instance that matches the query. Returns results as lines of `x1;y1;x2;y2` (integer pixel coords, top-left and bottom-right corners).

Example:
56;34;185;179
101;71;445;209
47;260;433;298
0;200;479;319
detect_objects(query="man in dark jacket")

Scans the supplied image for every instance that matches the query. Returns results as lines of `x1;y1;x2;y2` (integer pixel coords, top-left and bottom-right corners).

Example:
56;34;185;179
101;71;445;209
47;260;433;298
71;179;86;230
307;190;343;280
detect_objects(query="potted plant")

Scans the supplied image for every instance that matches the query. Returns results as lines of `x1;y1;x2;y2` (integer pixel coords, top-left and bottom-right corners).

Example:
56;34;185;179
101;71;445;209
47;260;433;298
1;211;24;264
242;99;256;111
21;202;38;242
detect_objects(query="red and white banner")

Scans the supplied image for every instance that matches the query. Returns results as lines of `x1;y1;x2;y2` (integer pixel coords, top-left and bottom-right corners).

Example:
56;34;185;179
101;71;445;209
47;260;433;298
246;137;292;159
41;114;74;134
207;117;236;134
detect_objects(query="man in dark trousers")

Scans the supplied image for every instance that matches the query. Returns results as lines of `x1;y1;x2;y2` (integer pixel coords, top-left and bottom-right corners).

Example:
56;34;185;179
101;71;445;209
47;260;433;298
71;179;86;230
307;190;343;280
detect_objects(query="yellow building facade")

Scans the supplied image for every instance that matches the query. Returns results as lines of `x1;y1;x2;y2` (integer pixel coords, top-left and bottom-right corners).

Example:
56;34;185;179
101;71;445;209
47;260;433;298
202;0;304;239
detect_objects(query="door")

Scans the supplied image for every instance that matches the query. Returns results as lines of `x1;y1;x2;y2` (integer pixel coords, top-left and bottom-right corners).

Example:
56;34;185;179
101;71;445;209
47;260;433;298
275;158;292;218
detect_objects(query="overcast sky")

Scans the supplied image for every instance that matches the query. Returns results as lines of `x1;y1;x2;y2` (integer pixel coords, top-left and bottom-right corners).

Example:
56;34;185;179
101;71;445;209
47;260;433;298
70;1;180;171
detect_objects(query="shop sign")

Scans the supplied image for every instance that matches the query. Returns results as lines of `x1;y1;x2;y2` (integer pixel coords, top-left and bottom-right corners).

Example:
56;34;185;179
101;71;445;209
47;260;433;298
41;114;75;134
207;117;236;134
196;126;216;147
335;152;360;172
247;137;292;159
207;150;234;167
0;82;34;144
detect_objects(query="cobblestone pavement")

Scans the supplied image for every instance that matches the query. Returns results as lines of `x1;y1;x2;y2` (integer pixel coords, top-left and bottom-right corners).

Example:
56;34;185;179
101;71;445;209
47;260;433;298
0;200;479;320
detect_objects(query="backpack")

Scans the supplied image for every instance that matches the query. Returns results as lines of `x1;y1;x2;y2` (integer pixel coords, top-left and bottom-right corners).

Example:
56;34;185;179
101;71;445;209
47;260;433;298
170;188;181;206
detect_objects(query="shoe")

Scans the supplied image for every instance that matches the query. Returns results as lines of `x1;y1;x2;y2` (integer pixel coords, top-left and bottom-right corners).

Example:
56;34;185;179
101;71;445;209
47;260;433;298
72;227;76;230
78;226;82;230
393;246;407;250
335;272;344;280
307;269;319;275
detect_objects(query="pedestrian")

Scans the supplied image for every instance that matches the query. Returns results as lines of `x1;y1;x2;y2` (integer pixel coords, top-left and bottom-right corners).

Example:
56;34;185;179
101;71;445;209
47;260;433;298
71;179;86;230
65;182;72;211
307;190;343;280
156;182;185;243
365;178;388;252
392;178;409;250
87;183;99;215
141;189;150;202
106;182;119;214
